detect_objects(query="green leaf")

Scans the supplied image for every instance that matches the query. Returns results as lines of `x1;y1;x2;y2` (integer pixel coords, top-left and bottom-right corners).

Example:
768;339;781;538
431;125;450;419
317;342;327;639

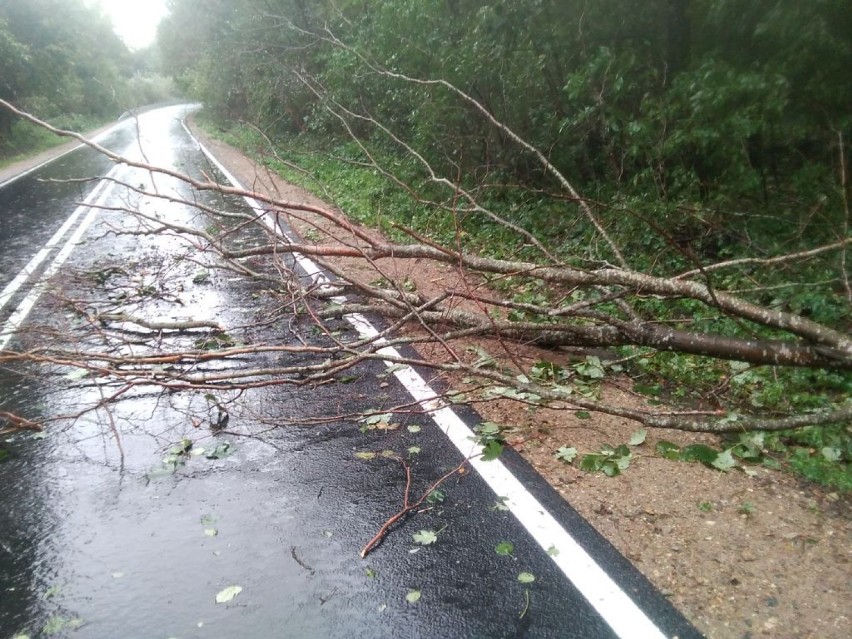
204;528;218;537
580;454;603;472
574;356;605;379
492;496;510;511
42;616;83;635
215;585;243;603
655;440;682;460
405;589;422;603
43;585;62;599
362;413;393;426
681;444;720;464
412;530;439;545
628;428;647;446
354;451;376;460
481;440;504;461
517;572;536;584
495;541;514;555
601;461;621;477
546;545;560;557
575;411;591;420
365;568;376;579
615;453;632;470
407;425;422;433
554;446;578;463
711;449;737;472
476;421;502;437
407;446;421;455
64;368;89;381
614;444;631;458
426;489;445;504
205;441;234;459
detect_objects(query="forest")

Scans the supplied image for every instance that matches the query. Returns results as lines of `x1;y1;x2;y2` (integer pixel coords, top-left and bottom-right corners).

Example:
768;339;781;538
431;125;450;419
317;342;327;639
154;0;851;484
0;0;847;485
0;0;169;161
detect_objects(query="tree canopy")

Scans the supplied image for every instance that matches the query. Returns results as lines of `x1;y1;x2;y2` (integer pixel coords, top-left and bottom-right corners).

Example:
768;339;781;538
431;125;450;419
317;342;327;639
0;0;174;153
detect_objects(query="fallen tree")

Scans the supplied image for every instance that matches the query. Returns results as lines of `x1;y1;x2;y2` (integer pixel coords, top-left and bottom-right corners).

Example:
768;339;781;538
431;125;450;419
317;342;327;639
0;98;849;438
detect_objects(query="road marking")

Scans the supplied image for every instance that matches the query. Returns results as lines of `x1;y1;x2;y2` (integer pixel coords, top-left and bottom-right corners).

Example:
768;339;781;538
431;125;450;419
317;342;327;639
0;174;120;351
188;124;671;639
0;178;114;314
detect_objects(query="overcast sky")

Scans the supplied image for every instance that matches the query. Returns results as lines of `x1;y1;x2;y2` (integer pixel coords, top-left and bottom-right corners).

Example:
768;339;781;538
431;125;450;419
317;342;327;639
91;0;169;50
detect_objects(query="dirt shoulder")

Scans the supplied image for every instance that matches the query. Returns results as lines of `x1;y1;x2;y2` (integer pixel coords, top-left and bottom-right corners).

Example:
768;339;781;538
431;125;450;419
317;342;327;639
185;118;851;639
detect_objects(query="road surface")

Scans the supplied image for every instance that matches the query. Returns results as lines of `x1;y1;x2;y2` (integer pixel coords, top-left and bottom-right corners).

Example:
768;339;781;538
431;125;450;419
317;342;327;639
0;105;702;638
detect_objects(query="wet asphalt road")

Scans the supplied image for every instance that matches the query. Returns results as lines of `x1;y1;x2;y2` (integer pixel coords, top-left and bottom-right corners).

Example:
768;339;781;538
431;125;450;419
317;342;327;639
0;105;703;639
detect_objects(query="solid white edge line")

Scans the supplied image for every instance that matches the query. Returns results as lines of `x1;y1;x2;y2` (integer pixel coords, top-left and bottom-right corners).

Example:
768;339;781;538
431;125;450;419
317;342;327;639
0;175;120;351
186;123;671;639
0;178;113;313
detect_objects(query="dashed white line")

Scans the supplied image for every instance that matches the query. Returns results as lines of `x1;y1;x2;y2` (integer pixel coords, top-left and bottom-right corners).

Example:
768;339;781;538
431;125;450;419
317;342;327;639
0;178;113;314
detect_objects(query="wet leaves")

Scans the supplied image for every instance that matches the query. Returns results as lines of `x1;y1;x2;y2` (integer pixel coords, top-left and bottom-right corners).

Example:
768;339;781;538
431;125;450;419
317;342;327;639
481;440;504;461
412;530;438;545
405;589;421;604
358;412;399;432
491;496;510;512
205;441;236;459
517;572;536;584
495;541;514;556
554;447;577;462
629;428;648;446
215;585;242;604
64;368;89;381
425;489;445;504
42;616;83;635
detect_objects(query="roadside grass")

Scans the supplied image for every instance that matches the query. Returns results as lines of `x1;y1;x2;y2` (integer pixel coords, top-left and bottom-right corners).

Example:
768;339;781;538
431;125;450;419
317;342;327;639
194;113;852;491
0;114;111;170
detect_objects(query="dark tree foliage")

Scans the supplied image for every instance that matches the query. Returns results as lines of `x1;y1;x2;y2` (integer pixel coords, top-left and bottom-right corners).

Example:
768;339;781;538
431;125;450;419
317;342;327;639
0;0;133;143
150;1;851;437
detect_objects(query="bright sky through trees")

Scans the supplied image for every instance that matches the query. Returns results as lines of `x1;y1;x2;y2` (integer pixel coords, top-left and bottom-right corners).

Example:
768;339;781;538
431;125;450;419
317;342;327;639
91;0;168;49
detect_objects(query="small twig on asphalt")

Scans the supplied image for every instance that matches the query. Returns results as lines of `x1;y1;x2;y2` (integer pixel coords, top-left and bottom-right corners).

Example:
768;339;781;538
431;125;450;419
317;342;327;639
360;457;471;558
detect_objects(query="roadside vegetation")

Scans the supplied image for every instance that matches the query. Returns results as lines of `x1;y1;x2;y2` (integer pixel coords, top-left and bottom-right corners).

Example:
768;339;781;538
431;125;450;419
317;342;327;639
155;0;850;488
0;0;175;166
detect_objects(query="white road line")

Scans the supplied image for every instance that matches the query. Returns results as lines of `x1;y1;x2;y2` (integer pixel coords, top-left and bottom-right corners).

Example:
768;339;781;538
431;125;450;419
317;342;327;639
0;175;120;351
0;178;113;314
187;125;670;639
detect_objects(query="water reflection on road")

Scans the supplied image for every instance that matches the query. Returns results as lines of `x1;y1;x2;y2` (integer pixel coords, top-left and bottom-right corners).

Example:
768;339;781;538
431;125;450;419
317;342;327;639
0;106;386;638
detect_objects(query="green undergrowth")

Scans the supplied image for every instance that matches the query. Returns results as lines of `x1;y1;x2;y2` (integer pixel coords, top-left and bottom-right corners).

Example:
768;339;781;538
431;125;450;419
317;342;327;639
0;114;110;169
197;113;851;491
